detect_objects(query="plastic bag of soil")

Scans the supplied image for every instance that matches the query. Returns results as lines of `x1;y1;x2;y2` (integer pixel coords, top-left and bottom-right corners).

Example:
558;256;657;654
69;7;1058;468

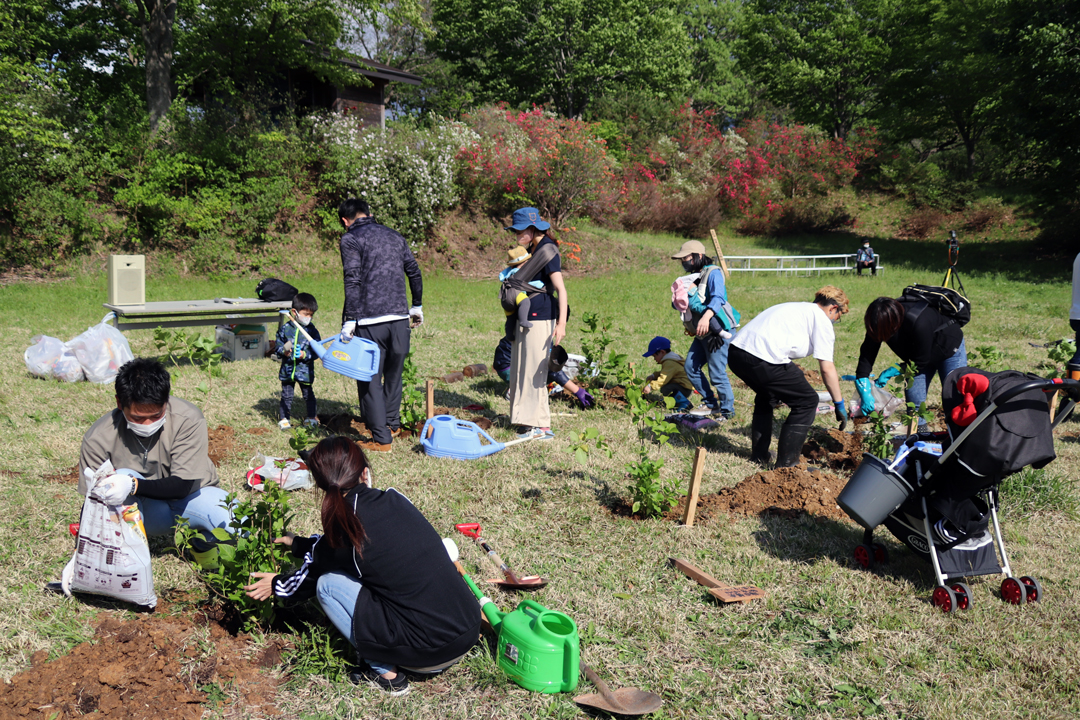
61;460;157;608
67;313;135;384
246;454;312;491
24;334;85;382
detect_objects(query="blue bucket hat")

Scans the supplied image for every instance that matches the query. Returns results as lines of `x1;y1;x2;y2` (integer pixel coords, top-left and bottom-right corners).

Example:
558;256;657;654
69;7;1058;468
505;207;551;232
642;336;672;357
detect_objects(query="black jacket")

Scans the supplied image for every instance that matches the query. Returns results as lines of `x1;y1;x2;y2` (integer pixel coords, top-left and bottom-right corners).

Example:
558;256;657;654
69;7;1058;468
272;487;479;667
340;217;423;323
856;299;964;379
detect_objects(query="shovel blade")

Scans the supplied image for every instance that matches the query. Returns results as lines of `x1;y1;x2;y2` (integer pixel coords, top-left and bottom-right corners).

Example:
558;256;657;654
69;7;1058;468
574;688;663;715
708;585;766;603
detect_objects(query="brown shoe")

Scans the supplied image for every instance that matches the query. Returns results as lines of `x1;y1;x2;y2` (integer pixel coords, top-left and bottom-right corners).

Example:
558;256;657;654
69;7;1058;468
358;440;392;454
390;428;402;438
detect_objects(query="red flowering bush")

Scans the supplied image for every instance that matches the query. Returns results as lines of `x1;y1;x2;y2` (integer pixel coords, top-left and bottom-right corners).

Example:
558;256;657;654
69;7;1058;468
456;105;617;227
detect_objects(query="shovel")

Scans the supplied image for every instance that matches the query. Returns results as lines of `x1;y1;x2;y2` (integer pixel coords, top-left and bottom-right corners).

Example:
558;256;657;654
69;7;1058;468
574;661;663;716
455;523;548;589
670;558;766;603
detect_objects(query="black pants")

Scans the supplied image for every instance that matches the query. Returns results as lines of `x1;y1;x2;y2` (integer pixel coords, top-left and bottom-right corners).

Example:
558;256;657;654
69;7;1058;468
729;345;819;462
353;318;411;445
280;382;316;421
857;259;877;276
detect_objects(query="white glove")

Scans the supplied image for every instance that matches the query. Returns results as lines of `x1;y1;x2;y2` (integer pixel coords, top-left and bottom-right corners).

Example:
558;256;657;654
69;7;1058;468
282;340;294;355
340;320;356;343
409;306;424;326
91;474;135;506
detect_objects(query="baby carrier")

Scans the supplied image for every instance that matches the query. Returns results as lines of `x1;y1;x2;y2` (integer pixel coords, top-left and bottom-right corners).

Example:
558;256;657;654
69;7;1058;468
499;243;558;314
836;367;1079;612
671;267;740;336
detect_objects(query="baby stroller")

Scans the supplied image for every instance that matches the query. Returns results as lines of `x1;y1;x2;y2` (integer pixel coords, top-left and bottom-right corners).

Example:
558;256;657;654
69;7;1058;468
837;368;1080;612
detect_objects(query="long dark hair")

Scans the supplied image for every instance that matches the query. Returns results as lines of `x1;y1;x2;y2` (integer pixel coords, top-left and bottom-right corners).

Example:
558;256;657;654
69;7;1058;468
865;297;905;342
307;436;369;555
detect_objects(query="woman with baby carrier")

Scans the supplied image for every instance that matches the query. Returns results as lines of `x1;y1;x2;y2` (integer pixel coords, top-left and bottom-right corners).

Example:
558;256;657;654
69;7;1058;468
856;294;967;425
244;437;480;696
502;207;569;441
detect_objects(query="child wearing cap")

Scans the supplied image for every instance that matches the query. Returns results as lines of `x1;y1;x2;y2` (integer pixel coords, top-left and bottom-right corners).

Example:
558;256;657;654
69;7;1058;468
642;336;695;412
499;246;545;330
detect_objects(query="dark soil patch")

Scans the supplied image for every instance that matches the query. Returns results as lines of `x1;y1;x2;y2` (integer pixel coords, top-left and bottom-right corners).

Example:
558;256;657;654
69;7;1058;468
469;416;493;431
668;466;851;524
802;427;864;473
44;465;79;484
798;363;824;386
207;425;236;466
246;427;269;436
318;413;370;439
601;386;628;408
0;614;281;719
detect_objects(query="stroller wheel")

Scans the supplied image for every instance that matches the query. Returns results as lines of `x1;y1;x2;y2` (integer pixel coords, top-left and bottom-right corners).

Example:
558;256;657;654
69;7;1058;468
932;585;957;613
1001;576;1028;605
1019;576;1043;603
853;544;874;569
872;543;889;564
950;582;973;610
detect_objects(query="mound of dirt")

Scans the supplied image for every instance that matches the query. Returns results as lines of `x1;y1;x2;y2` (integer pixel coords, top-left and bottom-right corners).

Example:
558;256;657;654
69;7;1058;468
207;425;236;466
0;614;281;719
669;466;851;523
802;428;864;473
44;465;79;484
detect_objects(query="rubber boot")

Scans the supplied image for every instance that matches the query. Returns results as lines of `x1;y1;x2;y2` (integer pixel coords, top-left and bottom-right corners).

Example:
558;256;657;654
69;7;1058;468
774;423;811;469
748;403;774;466
183;531;221;571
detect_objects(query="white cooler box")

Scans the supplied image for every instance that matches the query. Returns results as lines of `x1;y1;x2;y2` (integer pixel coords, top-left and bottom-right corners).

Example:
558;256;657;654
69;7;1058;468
215;325;268;361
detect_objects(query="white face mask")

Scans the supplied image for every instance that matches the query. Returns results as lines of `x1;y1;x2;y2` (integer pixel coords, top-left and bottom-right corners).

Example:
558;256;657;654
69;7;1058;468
295;314;312;327
128;415;166;437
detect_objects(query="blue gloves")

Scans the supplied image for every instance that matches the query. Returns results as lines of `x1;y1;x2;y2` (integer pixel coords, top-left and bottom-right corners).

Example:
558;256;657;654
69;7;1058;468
834;400;847;431
876;366;901;387
855;377;875;414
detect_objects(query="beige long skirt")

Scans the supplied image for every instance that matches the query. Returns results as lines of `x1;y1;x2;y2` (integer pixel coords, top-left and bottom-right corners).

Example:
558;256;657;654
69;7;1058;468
508;319;554;428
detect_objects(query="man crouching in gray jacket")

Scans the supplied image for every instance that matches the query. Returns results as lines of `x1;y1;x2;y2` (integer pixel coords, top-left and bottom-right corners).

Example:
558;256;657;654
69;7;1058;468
338;198;423;453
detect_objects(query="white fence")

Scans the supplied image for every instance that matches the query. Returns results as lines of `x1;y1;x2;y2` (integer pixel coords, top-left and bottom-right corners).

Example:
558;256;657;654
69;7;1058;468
725;254;884;276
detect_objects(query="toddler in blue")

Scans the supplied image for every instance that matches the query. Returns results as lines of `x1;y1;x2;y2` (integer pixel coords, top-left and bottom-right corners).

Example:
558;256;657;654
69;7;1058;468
275;292;321;430
499;246;546;329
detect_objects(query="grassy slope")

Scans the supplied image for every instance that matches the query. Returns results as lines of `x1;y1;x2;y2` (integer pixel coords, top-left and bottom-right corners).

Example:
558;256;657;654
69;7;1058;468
0;221;1078;719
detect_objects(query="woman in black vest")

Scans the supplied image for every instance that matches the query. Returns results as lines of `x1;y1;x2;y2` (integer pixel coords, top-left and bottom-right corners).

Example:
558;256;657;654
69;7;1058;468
855;296;967;423
244;437;480;696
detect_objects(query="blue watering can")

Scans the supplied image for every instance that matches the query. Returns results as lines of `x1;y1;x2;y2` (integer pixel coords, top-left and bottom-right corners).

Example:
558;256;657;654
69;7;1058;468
420;415;538;460
280;311;380;382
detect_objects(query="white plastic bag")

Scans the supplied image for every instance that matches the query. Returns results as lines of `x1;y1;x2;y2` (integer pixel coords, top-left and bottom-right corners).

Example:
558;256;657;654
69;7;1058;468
246;454;312;491
61;460;156;608
24;335;85;382
851;384;905;419
67;313;135;383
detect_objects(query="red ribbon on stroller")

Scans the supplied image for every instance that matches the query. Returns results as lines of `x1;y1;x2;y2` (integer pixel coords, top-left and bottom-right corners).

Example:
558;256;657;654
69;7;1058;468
950;373;990;426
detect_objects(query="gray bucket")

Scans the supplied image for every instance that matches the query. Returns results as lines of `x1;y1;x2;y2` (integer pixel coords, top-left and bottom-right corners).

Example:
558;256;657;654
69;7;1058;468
837;453;915;529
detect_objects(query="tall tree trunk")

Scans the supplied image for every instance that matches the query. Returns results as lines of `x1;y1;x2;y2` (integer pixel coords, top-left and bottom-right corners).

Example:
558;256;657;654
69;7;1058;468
138;0;176;133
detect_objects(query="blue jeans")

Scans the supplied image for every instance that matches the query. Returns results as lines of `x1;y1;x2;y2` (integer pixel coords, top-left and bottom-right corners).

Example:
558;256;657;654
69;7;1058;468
905;339;968;426
316;573;396;676
684;332;735;418
119;469;233;540
659;384;692;412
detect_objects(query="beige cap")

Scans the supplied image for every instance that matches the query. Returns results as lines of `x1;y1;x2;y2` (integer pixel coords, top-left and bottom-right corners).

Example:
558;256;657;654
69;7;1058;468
507;247;531;265
671;240;706;259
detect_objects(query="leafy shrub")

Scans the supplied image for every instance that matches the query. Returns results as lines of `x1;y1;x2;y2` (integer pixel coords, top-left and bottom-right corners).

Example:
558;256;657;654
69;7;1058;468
457;105;617;226
962;197;1012;232
738;196;855;236
617;184;721;237
317;113;460;246
898;206;947;240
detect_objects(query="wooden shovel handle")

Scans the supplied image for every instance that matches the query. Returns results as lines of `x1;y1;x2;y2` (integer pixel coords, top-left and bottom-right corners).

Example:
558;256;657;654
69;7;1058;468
670;557;732;589
579;662;628;713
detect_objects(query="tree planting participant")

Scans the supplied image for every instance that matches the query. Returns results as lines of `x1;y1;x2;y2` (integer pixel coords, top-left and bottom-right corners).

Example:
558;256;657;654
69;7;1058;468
244;436;480;697
275;291;321;431
729;286;849;468
670;240;737;420
855;295;967;425
338;198;424;454
493;333;593;409
641;336;696;412
78;357;232;569
504;207;569;440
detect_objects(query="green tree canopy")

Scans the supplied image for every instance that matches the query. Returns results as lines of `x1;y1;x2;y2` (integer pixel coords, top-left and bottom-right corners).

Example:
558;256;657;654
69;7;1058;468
681;0;749;117
429;0;693;118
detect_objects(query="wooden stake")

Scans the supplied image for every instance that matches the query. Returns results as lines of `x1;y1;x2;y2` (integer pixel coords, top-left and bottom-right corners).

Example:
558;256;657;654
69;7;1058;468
683;447;707;527
709;229;731;279
670;558;766;603
1049;389;1060;423
426;379;435;419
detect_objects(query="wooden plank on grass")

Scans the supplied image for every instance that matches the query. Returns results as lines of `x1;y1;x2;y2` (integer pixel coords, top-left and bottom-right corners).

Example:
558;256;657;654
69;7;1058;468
709;229;731;279
683;447;707;527
670;557;766;603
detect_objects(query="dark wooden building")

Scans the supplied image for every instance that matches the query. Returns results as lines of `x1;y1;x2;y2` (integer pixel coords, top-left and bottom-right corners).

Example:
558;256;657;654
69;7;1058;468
288;57;422;127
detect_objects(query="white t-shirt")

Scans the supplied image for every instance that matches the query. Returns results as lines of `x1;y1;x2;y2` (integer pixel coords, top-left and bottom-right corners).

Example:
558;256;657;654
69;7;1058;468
731;302;836;365
1071;253;1080;320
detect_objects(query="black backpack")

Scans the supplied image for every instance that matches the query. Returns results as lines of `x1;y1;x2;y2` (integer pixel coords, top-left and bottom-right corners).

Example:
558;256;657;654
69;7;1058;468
901;284;971;327
256;278;299;302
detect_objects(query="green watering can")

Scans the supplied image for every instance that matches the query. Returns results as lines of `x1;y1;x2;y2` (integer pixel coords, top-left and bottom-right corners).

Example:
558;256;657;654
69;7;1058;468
460;571;579;693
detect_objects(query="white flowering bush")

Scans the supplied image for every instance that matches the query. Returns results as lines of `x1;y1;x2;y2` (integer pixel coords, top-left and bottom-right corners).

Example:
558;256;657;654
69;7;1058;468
315;114;464;246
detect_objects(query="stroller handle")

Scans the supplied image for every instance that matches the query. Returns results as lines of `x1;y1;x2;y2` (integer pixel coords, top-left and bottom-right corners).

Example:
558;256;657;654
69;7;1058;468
923;376;1080;484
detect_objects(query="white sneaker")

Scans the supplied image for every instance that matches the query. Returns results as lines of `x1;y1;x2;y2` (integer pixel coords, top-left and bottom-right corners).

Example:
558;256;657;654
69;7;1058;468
278;419;291;430
689;405;714;417
303;418;319;428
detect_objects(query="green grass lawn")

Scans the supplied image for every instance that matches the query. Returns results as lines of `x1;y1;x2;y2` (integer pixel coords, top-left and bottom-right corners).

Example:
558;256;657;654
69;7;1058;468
1;226;1078;719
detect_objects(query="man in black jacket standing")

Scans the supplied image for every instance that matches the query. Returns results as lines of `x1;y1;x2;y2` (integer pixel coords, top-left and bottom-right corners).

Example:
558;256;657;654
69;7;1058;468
338;198;423;453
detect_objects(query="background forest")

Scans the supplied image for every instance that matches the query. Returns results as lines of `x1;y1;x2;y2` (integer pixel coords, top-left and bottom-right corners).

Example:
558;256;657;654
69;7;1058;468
1;0;1078;272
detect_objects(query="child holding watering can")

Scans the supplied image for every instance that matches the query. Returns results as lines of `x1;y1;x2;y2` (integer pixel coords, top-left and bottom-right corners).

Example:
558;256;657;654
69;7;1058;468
244;437;480;696
275;292;321;431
